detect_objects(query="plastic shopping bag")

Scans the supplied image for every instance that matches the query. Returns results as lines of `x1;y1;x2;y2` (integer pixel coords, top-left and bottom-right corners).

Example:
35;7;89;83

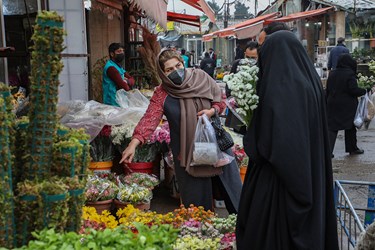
191;114;234;167
354;95;367;129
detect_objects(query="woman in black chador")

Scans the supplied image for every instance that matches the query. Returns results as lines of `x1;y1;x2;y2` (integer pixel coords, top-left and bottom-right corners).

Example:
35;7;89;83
236;31;339;250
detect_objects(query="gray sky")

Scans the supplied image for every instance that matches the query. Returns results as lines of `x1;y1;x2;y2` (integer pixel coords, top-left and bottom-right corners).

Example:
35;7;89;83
168;0;271;17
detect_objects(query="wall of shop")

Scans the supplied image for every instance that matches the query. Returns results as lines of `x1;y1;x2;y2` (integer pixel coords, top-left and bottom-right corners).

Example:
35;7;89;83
87;9;123;101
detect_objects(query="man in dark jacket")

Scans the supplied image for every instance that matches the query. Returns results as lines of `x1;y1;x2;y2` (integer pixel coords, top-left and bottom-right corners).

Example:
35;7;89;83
326;54;366;156
200;52;215;77
327;37;349;71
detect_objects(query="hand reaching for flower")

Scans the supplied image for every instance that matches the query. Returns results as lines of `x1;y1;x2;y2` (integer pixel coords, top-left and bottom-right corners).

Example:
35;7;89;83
120;138;140;163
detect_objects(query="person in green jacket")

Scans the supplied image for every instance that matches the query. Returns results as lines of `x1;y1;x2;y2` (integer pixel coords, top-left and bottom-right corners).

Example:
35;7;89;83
102;43;134;106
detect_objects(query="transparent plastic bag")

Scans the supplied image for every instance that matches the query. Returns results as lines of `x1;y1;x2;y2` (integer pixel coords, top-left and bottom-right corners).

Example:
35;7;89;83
191;114;234;167
116;89;150;108
354;94;369;129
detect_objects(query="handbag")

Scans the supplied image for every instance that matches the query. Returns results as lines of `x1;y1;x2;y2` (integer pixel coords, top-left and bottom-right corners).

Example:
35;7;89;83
211;110;234;151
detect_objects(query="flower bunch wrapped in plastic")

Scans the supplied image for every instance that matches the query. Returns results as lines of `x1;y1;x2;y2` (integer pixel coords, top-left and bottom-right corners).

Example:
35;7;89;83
90;125;114;162
231;144;248;167
149;121;170;144
116;183;153;204
223;61;259;126
122;173;159;190
85;175;118;202
357;73;375;89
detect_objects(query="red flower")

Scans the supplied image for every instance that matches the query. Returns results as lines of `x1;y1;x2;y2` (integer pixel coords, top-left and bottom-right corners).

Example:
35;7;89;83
100;125;112;137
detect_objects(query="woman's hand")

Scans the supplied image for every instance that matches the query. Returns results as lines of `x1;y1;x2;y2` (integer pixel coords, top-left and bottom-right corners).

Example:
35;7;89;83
197;108;216;118
120;139;140;164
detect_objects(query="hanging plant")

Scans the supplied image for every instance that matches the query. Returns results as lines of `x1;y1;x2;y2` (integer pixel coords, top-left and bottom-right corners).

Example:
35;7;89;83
27;11;65;180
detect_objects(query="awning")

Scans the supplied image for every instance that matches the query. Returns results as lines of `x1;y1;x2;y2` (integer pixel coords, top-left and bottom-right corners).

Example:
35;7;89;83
312;0;375;10
265;6;334;24
181;0;216;23
167;12;201;28
130;0;168;29
202;12;279;41
234;21;264;40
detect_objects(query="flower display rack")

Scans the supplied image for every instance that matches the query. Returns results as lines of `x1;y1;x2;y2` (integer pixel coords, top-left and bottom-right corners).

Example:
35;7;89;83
27;11;65;180
0;85;16;249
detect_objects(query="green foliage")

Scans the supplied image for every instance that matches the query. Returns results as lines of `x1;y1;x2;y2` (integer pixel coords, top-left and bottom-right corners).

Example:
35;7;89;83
234;2;253;19
207;0;223;20
17;224;179;249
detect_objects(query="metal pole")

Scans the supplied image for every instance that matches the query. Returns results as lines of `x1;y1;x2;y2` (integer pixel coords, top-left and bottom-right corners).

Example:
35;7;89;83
0;0;9;84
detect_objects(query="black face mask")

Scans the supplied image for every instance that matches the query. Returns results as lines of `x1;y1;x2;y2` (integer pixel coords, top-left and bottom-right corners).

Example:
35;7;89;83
168;68;185;85
114;53;125;63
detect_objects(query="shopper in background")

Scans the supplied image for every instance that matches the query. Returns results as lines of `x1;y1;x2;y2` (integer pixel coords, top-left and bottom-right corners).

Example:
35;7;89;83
102;43;134;106
180;49;190;68
327;37;349;71
326;53;367;156
237;30;339;250
200;52;216;78
235;43;244;60
208;48;217;66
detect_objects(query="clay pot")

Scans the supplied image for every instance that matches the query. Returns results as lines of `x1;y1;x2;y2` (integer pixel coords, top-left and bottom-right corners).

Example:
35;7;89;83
85;199;113;214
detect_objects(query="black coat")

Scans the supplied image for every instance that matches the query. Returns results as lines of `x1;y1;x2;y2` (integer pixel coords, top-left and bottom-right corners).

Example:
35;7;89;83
237;31;338;250
200;57;215;76
326;54;366;131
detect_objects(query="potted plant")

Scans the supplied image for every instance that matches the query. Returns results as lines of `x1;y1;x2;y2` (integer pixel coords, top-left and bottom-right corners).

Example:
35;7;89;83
111;123;162;175
85;175;118;214
89;125;114;172
115;183;153;211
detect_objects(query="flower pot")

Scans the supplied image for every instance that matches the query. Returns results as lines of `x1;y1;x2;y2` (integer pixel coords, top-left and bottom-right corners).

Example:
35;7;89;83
239;167;247;183
124;162;154;175
113;199;130;210
89;161;112;173
134;202;151;211
114;199;150;211
370;39;375;48
85;199;113;215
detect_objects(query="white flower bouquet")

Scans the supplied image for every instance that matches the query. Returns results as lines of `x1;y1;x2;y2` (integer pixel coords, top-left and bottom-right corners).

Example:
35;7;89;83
223;61;259;126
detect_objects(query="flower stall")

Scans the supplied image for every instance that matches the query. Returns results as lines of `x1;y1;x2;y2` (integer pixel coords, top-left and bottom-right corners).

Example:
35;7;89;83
15;204;237;250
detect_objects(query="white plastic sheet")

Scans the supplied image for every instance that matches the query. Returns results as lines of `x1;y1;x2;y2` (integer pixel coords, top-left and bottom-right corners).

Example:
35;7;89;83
57;90;150;141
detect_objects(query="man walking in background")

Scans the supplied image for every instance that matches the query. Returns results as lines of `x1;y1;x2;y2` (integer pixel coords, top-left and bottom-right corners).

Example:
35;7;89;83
328;37;349;71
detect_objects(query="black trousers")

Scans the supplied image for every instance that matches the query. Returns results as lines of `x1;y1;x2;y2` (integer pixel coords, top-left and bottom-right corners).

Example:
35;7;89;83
329;125;358;154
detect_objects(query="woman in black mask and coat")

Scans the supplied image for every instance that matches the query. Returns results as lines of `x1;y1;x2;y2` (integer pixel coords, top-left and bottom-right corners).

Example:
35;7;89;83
120;49;242;213
236;31;338;250
326;53;366;156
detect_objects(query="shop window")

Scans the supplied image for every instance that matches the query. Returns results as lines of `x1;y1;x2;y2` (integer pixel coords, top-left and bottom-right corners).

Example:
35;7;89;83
1;0;39;95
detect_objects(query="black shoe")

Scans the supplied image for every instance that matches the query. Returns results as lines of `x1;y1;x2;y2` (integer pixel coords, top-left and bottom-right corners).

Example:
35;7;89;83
349;149;364;155
331;154;334;158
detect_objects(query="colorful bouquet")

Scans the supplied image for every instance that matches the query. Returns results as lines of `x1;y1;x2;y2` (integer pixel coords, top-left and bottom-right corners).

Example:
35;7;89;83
232;144;248;167
116;183;153;204
223;60;259;126
90;125;114;162
85;175;118;202
122;173;159;190
149;121;170;144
